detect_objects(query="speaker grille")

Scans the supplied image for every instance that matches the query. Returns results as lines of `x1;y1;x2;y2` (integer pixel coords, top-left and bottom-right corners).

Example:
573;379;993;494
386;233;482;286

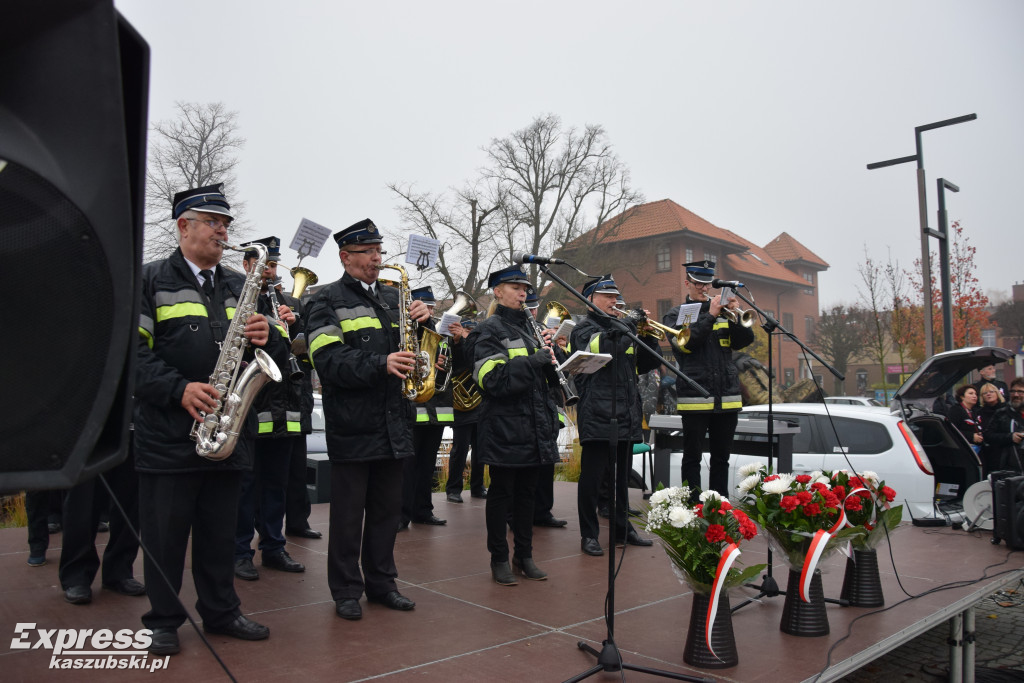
0;160;113;472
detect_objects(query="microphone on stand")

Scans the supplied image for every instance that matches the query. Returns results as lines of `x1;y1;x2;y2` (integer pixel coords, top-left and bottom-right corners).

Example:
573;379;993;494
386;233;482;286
711;278;745;289
513;252;566;266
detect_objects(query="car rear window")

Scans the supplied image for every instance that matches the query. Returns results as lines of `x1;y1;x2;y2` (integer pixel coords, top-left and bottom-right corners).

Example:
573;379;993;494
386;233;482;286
820;416;892;454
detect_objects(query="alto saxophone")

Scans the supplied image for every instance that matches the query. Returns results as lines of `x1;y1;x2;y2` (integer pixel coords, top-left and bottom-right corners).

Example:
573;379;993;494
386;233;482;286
190;241;283;460
379;264;441;402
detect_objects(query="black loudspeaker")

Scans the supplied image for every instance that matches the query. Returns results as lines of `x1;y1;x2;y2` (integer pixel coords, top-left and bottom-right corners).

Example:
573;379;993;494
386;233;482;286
992;472;1024;550
0;0;149;492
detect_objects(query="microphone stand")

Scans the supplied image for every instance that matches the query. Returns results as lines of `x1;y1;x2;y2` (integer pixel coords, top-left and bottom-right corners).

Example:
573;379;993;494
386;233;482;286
535;263;710;683
727;287;845;613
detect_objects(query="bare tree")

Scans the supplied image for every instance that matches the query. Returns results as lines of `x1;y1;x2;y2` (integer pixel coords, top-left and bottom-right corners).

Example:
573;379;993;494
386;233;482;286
144;102;247;261
812;304;868;395
883;251;915;379
484;114;643;293
858;249;891;402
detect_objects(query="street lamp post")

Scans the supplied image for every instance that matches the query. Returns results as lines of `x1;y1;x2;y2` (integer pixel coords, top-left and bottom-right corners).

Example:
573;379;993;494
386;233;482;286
935;178;959;351
867;113;976;358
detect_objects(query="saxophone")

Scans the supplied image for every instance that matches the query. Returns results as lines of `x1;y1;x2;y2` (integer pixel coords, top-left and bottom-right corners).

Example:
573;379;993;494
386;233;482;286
191;241;283;460
379;264;441;402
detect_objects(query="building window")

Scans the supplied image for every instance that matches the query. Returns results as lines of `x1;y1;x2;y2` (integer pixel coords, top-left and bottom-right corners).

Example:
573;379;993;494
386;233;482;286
657;299;674;323
802;272;813;284
982;329;996;346
703;249;715;263
805;316;814;338
656;244;671;272
764;309;775;320
685;247;693;263
782;312;794;331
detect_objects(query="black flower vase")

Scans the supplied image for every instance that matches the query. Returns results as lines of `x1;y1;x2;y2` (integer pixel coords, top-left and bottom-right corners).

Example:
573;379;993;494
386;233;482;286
683;591;739;668
780;568;829;637
840;548;884;607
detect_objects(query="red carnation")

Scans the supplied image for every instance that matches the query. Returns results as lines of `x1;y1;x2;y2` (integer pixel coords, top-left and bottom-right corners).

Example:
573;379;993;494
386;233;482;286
719;500;733;511
780;495;800;513
765;474;780;482
705;524;727;543
832;485;846;499
803;503;821;516
881;486;897;502
822;492;840;509
694;503;704;518
733;510;758;540
795;474;812;484
844;496;863;512
796;490;813;505
811;482;829;494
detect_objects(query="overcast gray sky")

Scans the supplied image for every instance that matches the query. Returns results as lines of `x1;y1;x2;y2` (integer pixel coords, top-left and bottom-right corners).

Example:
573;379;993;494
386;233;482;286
116;0;1023;309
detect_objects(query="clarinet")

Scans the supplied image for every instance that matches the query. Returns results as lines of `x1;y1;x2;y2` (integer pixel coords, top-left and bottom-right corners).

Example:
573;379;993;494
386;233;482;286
267;280;304;381
522;303;579;407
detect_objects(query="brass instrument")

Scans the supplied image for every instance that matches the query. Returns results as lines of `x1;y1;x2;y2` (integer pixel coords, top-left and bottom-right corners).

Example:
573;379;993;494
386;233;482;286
523;302;579;406
451;371;482;411
289;266;318;299
721;306;756;327
613;306;690;347
540;300;571;329
435;291;481;394
191;241;283;460
379;264;441;403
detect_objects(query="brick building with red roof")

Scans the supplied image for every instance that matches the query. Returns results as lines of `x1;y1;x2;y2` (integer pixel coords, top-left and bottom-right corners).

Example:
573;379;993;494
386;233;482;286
559;198;829;387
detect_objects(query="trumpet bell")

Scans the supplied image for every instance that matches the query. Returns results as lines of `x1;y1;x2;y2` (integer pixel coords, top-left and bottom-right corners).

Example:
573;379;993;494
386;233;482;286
448;290;480;320
722;307;756;327
290;266;318;299
542;301;571;328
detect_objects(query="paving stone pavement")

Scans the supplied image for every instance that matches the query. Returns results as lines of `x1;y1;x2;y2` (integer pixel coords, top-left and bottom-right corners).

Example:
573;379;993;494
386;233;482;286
837;581;1024;682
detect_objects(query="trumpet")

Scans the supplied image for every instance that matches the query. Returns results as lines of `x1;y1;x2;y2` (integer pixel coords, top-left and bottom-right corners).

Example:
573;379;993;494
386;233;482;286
613;306;690;347
275;262;319;299
721;306;756;327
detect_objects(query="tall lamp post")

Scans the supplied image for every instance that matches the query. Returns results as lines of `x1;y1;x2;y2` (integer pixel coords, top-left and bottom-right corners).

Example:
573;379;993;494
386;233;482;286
867;113;976;357
935;178;959;351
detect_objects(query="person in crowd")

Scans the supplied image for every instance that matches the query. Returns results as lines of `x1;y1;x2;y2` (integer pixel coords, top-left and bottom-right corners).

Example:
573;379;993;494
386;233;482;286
572;275;658;557
445;318;487;504
25;489;63;567
663;260;754;501
975;364;1009;401
305;219;427;620
947;384;983;453
400;286;449;528
980;377;1024;475
135;184;288;654
473;266;560;585
233;236;306;581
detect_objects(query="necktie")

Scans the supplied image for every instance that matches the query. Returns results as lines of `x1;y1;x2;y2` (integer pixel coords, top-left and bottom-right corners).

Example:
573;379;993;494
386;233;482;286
200;269;215;299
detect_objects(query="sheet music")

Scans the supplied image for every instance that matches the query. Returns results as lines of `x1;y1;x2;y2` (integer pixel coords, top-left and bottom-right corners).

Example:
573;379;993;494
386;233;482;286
289;218;332;258
436;312;462;336
405;234;440;269
674;303;702;327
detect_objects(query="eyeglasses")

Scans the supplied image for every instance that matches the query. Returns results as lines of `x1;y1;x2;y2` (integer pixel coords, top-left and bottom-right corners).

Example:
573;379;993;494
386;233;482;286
185;217;230;229
689;281;711;289
1010;391;1024;396
347;248;386;256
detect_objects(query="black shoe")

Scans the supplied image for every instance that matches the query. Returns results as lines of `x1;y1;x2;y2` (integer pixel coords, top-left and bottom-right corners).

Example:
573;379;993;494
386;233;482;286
413;515;447;526
97;521;110;533
628;506;643;517
234;557;259;581
148;628;180;655
285;527;322;539
490;560;517;586
598;506;610;519
581;538;604;556
103;578;146;596
617;528;654;547
47;522;61;534
27;554;46;567
471;489;488;499
335;598;362;620
204;615;269;641
512;556;548;581
367;590;415;611
64;585;92;605
446;493;464;503
262;550;305;573
534;516;568;528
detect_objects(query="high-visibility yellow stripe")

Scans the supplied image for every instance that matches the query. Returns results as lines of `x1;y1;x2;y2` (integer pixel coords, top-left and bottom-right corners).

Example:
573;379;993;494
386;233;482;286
139;327;153;349
258;422;273;434
677;402;714;411
436;412;455;423
310;331;343;357
341;316;383;334
476;357;505;387
286;421;301;432
589;333;601;353
508;347;528;358
721;400;742;410
155;302;208;322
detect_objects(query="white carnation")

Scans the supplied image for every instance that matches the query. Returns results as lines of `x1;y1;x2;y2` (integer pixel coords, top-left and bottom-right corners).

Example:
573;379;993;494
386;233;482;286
813;476;830;486
699;489;721;503
761;474;795;495
861;471;880;485
737;474;760;494
738;462;763;477
668;506;695;528
649;489;669;506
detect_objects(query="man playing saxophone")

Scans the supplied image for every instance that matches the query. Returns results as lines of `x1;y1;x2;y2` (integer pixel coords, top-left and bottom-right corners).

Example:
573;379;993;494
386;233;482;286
305;219;430;621
135;184;289;655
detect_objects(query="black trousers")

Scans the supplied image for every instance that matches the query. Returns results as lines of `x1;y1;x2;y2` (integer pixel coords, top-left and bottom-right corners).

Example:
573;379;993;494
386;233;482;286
578;441;633;541
138;470;243;631
327;458;404;601
59;443;140;588
235;436;291;559
25;490;58;555
403;425;443;522
680;411;739;497
284;435;313;532
446;423;485;495
486;465;539;563
533;463;556;522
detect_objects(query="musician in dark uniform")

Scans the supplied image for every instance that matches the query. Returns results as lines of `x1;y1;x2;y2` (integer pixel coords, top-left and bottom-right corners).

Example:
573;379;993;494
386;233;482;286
473;266;560;586
572;275;658;556
446;318;487;503
401;286;449;528
135;184;288;654
233;236;306;580
663;260;754;500
305;219;430;620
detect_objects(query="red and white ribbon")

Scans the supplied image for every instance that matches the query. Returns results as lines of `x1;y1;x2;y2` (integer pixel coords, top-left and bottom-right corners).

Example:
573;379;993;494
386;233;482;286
706;542;741;659
799;529;830;602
